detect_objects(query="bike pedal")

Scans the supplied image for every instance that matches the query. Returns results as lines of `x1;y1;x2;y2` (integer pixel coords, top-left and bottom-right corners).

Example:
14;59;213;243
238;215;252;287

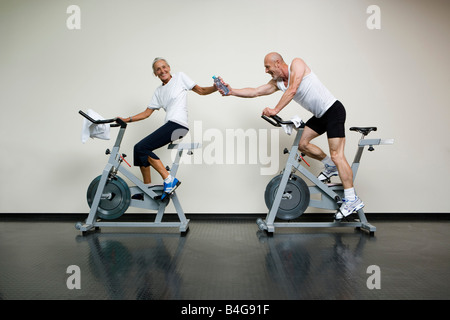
334;215;349;223
327;182;343;187
161;191;174;201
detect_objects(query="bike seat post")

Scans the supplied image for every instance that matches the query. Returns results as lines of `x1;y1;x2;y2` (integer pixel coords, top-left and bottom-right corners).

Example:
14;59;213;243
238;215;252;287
167;141;201;178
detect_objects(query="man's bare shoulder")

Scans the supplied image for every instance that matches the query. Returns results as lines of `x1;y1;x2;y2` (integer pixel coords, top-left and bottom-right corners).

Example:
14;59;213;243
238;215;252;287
291;58;311;75
291;57;307;69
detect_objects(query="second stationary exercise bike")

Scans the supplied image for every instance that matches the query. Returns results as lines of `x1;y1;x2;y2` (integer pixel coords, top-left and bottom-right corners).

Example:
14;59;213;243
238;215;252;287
76;110;199;235
257;115;394;235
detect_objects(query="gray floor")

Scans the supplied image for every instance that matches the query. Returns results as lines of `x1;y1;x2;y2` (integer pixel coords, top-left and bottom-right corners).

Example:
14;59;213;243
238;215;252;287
0;214;449;301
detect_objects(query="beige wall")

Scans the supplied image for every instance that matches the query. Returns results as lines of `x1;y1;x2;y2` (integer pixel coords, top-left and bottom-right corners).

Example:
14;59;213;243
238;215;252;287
1;0;449;213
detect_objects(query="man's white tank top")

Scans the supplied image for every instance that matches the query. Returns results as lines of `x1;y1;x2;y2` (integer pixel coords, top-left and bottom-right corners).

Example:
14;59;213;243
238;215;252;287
276;66;337;118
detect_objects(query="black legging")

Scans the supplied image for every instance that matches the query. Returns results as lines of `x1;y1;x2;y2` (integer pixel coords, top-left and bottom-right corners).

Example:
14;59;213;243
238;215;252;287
133;121;189;167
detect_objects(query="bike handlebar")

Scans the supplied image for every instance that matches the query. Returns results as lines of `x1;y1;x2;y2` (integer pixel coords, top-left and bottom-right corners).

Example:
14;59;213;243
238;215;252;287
261;115;304;128
79;110;125;128
81;110;302;129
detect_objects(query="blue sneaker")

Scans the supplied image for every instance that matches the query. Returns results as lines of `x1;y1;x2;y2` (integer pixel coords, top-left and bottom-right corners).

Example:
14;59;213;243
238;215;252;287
161;178;181;200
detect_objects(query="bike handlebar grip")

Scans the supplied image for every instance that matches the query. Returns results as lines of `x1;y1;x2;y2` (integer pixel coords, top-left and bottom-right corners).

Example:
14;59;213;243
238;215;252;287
272;115;297;125
79;110;121;126
261;115;281;127
271;115;284;123
261;114;300;126
79;110;97;123
115;117;127;128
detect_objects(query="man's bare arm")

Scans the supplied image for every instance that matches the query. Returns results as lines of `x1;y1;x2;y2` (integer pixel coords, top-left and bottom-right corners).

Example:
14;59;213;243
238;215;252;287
263;58;307;116
221;79;279;98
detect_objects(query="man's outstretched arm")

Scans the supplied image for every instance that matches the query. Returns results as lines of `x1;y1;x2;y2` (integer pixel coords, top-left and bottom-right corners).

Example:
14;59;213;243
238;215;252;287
220;79;279;98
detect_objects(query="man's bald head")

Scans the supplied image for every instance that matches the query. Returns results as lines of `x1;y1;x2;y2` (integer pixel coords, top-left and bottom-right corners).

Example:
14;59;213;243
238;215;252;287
264;52;284;64
264;52;287;81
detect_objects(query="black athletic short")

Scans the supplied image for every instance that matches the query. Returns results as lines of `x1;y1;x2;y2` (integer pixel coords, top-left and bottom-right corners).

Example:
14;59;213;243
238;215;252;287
305;100;346;138
133;121;189;167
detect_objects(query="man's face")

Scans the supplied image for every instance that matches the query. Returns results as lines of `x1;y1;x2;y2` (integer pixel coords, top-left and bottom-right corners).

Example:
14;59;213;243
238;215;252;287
264;58;282;81
153;60;172;84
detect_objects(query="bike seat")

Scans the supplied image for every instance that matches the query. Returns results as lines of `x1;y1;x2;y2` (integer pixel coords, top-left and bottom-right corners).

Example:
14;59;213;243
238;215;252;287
350;127;377;136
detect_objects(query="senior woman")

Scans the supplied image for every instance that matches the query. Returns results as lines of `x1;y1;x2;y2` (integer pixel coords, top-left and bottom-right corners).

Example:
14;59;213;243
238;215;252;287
119;57;217;198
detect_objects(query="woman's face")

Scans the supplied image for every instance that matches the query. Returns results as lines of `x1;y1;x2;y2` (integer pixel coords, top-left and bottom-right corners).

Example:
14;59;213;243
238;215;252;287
153;60;172;84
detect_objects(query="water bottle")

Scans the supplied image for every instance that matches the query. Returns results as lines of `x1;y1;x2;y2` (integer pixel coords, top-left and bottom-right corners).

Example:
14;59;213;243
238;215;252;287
213;75;229;95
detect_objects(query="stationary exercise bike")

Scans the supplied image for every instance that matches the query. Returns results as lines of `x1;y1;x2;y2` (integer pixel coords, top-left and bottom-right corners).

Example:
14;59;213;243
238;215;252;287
257;115;394;235
76;110;199;235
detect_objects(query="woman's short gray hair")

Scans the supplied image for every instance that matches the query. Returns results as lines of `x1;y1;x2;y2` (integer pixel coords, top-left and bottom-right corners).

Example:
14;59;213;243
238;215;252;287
152;57;169;71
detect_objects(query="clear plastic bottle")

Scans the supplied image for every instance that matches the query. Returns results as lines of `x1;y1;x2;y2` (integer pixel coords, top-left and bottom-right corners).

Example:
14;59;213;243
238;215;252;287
212;75;229;95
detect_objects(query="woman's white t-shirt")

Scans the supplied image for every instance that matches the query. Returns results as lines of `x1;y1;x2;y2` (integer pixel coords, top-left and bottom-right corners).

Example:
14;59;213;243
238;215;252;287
148;72;196;128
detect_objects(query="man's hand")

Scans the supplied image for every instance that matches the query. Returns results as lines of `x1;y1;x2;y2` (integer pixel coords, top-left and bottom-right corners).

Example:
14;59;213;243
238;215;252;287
217;76;231;96
262;107;278;117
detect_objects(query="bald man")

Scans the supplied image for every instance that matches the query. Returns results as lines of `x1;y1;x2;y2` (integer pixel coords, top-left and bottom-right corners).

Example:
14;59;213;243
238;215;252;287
220;52;363;220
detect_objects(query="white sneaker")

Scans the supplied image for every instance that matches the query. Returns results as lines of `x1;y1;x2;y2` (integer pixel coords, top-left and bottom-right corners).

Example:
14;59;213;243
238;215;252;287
335;197;365;220
318;164;339;182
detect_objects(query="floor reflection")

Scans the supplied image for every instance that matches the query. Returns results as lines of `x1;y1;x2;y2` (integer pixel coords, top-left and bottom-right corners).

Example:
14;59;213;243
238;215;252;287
76;231;186;299
257;230;374;299
1;219;449;299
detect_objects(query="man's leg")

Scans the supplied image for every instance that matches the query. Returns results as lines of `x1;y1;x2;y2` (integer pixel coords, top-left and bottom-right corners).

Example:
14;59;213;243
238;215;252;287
298;126;326;160
328;137;365;218
327;137;353;189
299;126;339;181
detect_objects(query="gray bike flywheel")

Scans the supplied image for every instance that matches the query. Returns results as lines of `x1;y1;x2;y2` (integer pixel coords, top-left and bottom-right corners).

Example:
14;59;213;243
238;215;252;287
264;174;310;220
87;175;131;220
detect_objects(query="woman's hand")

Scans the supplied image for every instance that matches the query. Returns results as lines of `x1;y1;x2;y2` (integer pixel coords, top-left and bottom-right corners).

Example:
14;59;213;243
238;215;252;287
117;116;131;123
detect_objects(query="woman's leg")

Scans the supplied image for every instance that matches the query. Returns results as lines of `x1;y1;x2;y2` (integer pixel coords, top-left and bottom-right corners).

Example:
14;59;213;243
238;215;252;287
133;122;188;183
